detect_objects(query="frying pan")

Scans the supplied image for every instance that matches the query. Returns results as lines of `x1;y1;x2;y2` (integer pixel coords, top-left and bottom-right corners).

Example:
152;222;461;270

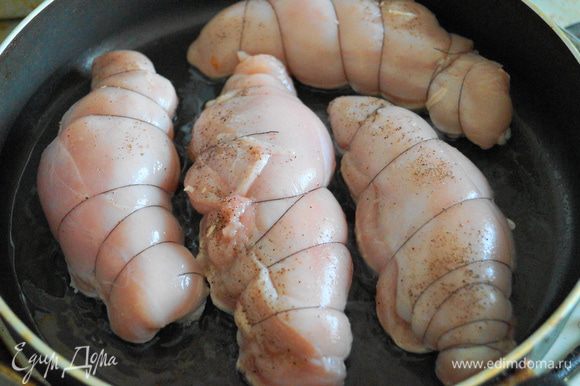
0;0;579;385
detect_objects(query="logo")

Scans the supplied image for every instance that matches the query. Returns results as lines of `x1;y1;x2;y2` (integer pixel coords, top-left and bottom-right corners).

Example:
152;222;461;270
11;342;118;384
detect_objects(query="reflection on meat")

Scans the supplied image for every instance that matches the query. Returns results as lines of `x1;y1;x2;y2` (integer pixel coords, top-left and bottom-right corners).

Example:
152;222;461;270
187;0;512;149
185;54;353;386
329;96;515;385
37;50;208;343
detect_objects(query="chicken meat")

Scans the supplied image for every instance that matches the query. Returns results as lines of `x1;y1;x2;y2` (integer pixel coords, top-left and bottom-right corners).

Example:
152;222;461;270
328;95;515;385
37;50;208;344
187;0;512;149
184;53;353;386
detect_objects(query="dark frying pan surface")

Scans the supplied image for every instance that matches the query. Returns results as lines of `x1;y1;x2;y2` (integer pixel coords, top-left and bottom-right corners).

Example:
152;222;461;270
0;1;579;385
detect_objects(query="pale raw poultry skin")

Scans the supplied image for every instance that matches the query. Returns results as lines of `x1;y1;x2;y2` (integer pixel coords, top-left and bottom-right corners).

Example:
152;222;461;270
184;54;353;386
37;50;208;344
329;96;516;385
187;0;512;149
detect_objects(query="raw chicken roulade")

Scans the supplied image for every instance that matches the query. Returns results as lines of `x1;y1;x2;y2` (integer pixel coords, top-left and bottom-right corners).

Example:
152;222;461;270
37;50;208;343
184;53;353;386
187;0;512;149
328;96;515;385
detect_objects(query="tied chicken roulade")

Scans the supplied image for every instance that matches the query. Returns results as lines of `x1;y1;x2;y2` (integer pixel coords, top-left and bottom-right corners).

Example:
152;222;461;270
187;0;512;149
184;53;353;385
37;50;208;343
328;96;515;385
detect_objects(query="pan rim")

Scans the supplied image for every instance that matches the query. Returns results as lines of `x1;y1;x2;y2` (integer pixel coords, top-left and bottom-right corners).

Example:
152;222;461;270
1;3;115;385
0;0;54;57
0;0;578;385
521;0;580;63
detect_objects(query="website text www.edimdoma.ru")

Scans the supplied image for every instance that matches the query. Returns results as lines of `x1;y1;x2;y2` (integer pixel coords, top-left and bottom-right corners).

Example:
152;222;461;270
451;357;572;371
